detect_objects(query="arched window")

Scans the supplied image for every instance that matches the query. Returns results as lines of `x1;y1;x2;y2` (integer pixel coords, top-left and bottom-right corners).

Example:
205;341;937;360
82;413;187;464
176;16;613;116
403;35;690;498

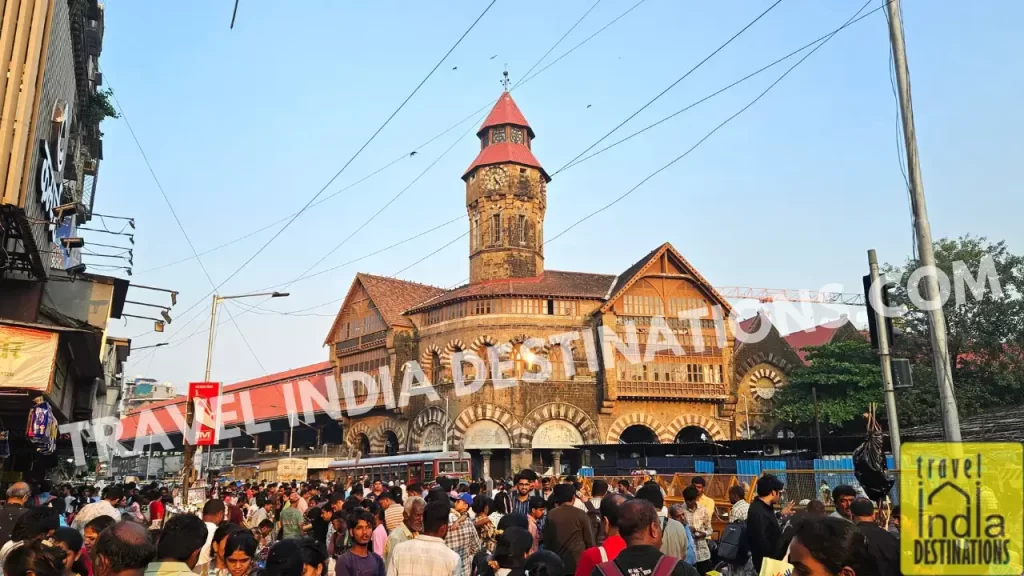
384;431;400;456
430;351;443;384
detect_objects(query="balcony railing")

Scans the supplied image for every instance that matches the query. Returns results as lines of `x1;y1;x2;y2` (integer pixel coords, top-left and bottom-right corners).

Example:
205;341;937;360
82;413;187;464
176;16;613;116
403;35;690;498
617;379;728;400
335;329;388;355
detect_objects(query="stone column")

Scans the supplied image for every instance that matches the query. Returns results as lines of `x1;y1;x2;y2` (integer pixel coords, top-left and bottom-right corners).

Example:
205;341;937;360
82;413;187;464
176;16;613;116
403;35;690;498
552;450;562;478
481;450;492;480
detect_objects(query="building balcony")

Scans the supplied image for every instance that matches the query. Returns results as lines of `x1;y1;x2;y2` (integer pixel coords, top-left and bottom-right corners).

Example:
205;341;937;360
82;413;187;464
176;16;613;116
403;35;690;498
334;329;388;356
616;379;728;401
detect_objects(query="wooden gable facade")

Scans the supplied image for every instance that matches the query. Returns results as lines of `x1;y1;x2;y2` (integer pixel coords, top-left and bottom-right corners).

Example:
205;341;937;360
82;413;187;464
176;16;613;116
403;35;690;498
597;243;736;414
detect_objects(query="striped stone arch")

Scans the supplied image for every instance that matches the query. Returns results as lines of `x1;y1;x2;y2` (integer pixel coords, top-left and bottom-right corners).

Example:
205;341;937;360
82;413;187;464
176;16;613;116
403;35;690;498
521;403;600;446
666;414;729;442
605;413;672;444
471;335;498;351
452;403;528;449
407;406;451;452
734;351;795;381
345;421;372;448
420;344;444;381
370;418;408;454
443;339;469;366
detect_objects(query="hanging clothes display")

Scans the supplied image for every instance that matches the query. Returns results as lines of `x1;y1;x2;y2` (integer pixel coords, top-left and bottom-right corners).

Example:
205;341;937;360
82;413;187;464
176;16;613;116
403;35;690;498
25;398;57;455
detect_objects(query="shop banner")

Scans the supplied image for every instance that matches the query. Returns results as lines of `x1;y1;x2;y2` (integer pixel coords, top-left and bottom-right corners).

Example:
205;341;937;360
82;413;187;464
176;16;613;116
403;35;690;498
0;325;58;391
188;381;221;446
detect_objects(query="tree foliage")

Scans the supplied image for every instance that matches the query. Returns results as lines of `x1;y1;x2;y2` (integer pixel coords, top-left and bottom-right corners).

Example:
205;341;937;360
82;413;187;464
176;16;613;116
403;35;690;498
884;235;1024;427
772;339;882;431
81;88;119;127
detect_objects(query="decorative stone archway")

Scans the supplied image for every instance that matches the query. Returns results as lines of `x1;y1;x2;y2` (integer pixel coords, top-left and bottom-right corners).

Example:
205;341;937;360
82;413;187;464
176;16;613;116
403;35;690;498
605;413;672;444
408;406;451;452
521;402;600;446
370;418;408;454
666;414;729;442
420;344;444;381
345;421;372;449
452;404;527;449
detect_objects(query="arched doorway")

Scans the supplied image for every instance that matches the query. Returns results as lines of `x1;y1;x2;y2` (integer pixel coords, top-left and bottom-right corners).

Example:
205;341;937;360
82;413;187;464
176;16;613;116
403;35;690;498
531;419;584;476
384;431;400;455
462;420;511;480
356;434;370;455
675;426;711;443
619;425;659;444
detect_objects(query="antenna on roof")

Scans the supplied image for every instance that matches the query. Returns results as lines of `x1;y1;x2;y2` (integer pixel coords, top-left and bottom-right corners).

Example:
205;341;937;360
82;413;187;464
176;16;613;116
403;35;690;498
502;66;510;91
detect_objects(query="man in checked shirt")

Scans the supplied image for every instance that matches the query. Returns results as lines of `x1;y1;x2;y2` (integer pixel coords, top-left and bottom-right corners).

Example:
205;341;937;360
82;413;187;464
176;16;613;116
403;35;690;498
445;492;480;576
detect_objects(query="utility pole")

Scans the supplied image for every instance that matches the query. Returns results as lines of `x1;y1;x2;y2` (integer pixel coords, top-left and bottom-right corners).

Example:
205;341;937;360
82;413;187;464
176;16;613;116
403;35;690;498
812;387;823;459
885;0;961;441
868;250;901;464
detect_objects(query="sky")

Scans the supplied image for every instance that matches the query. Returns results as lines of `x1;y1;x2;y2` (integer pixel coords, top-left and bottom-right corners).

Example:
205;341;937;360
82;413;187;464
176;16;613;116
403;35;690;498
93;0;1024;390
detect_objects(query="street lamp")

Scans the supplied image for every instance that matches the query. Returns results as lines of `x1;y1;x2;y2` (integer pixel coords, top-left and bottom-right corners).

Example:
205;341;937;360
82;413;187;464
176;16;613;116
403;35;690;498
268;403;316;457
183;291;289;501
205;292;290;380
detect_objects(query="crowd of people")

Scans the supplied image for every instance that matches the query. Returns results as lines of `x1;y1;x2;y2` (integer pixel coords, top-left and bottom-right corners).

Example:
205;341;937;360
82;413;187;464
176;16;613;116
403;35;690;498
0;471;905;576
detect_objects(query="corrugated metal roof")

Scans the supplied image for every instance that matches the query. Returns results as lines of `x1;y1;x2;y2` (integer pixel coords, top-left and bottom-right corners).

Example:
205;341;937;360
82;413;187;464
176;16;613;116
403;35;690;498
405;270;615;313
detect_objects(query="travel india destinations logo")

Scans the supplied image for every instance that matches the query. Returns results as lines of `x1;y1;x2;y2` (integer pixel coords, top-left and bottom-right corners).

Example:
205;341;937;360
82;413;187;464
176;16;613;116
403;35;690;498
901;443;1023;575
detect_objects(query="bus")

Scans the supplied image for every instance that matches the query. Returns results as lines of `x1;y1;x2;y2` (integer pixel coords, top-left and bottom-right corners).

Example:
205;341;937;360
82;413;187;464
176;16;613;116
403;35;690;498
328;451;470;485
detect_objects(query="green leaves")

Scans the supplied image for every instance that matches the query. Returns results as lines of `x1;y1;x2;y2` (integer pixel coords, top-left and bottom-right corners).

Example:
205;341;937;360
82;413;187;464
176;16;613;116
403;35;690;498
772;339;883;430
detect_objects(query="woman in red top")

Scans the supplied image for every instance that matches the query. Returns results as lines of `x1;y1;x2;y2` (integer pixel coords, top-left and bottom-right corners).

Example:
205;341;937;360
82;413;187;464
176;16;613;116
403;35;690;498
575;495;627;576
148;492;166;529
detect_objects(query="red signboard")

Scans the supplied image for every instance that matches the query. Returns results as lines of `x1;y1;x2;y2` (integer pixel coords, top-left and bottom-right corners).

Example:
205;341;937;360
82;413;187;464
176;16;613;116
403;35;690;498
188;382;221;446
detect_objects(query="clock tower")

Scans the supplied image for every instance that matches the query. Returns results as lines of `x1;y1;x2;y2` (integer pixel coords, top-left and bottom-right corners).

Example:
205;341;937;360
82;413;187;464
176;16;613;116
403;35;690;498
462;89;551;283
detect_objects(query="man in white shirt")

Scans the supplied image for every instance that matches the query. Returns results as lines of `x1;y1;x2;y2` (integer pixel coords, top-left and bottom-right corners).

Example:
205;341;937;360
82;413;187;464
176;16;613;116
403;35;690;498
194;499;225;575
71;486;124;534
387;500;460;576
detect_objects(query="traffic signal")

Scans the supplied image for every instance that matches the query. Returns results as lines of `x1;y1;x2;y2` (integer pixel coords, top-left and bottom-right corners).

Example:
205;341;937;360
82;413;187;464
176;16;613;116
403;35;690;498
862;274;895;350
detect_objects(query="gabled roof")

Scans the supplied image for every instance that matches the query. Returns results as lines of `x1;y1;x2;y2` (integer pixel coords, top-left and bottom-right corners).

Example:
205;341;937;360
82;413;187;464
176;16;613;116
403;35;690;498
323;274;445;345
478;91;534;138
599;242;732;315
782;316;854;364
462;143;550;181
404;270;615;314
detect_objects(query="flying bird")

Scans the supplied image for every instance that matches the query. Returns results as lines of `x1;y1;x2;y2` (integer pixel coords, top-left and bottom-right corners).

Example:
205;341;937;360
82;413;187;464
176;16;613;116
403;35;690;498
409;151;418;157
452;66;458;71
587;104;592;109
490;55;497;60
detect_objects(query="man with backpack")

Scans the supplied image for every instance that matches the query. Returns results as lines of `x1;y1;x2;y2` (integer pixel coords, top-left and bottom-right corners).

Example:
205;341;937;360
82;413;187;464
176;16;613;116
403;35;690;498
591;499;697;576
583;480;608;546
716;485;750;574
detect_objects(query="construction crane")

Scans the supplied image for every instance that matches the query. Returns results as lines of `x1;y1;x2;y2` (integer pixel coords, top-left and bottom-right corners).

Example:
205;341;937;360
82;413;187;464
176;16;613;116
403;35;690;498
715;286;865;306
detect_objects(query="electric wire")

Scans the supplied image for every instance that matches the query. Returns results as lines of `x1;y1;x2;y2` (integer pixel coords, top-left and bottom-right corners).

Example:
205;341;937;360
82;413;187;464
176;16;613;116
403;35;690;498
543;0;875;248
132;0;499;344
106;89;269;375
553;0;784;174
143;0;651;344
133;0;642;278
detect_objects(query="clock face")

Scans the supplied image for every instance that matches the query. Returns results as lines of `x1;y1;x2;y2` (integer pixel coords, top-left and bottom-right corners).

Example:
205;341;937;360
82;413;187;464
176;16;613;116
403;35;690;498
510;127;524;144
492;127;506;143
484;166;507;192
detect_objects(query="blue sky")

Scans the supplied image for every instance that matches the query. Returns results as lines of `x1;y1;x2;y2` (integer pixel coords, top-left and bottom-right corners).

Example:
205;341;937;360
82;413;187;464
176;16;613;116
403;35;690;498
94;0;1024;389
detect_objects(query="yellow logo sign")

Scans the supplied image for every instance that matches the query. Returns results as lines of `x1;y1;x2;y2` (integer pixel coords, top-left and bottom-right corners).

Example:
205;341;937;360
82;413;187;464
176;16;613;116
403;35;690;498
901;443;1023;575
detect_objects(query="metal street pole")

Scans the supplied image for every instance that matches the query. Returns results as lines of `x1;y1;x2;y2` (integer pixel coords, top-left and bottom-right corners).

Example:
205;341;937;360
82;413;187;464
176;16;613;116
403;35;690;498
869;250;901;464
885;0;961;441
812;387;823;458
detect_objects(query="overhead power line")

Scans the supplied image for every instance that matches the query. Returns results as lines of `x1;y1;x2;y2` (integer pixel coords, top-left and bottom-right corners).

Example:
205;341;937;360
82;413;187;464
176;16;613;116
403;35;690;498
132;0;497;344
148;0;647;345
134;0;646;279
553;0;784;175
107;88;269;375
395;0;882;285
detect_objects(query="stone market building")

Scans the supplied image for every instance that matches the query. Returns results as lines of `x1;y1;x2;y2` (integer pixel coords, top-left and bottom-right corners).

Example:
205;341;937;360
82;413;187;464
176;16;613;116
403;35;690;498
324;90;819;478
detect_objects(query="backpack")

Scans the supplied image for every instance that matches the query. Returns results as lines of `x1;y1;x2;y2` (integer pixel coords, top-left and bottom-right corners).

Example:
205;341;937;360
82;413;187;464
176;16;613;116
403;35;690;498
596;555;678;576
717;521;749;564
584;499;605;545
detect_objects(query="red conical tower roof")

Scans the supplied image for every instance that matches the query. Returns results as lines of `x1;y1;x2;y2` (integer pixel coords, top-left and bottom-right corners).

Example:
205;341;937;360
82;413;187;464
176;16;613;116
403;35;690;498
477;91;535;138
463;90;548;181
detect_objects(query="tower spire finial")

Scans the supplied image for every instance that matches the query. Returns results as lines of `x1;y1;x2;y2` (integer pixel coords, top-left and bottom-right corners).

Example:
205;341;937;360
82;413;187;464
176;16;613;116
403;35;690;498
502;65;510;92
